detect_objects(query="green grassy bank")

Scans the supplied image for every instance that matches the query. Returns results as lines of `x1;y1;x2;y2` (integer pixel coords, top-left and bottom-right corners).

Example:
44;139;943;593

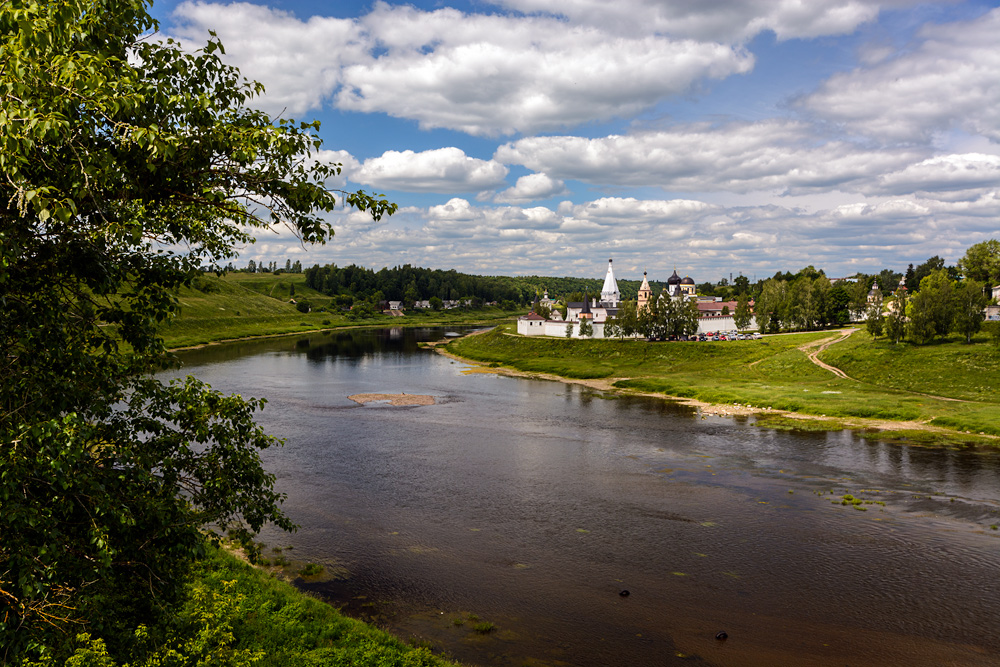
446;326;1000;445
34;545;458;667
160;272;521;349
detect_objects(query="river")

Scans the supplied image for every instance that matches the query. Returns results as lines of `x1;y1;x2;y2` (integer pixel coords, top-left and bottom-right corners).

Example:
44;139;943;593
171;327;1000;667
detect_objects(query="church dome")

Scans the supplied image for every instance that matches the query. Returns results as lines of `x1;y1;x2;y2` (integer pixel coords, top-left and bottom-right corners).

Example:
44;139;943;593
680;275;695;285
667;270;682;285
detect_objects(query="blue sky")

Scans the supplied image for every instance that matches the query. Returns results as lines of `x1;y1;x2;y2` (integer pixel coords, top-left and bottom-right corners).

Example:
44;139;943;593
150;0;1000;283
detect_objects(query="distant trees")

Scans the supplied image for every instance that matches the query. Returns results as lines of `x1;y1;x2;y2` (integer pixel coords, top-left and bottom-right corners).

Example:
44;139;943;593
958;240;1000;286
848;277;873;321
860;257;991;345
303;262;530;306
953;280;988;343
907;270;954;343
604;300;639;339
865;287;884;340
734;294;753;331
635;295;700;339
885;288;909;344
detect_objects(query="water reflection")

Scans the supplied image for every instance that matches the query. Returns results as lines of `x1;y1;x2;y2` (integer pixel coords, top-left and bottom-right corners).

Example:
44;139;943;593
171;328;1000;667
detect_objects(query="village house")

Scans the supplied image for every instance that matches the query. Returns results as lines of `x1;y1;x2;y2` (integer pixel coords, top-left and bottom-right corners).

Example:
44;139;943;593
986;284;1000;321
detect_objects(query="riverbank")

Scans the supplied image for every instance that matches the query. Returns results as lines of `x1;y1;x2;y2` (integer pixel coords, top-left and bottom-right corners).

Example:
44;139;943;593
440;325;1000;448
53;543;460;666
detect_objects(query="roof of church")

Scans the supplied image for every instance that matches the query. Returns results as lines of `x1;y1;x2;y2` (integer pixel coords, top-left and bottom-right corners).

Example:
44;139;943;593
639;271;651;293
521;311;546;321
667;269;682;285
601;259;620;299
681;275;695;285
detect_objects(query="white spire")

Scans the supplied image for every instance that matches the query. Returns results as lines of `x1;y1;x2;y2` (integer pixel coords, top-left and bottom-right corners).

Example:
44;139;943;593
601;258;620;306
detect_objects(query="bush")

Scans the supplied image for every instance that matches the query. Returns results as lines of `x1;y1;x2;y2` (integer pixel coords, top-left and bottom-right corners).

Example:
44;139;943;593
295;300;311;313
984;321;1000;347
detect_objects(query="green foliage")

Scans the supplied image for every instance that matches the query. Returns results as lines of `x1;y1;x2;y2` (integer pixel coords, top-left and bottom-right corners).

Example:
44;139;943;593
848;276;874;320
295;299;312;313
348;301;377;320
958;239;1000;285
985;321;1000;347
578;318;594;338
884;289;908;344
907;270;954;343
0;0;394;660
734;293;753;331
605;300;639;339
24;547;457;667
635;294;700;339
953;280;988;343
299;563;324;577
865;298;884;340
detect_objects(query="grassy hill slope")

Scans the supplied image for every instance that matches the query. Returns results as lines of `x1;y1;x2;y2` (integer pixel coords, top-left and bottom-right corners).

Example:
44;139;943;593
447;326;1000;444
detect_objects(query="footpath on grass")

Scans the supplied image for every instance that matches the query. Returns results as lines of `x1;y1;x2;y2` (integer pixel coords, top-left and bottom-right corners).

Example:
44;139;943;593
439;326;1000;448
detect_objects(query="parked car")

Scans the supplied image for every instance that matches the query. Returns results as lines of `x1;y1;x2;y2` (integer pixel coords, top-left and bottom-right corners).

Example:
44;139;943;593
752;332;763;339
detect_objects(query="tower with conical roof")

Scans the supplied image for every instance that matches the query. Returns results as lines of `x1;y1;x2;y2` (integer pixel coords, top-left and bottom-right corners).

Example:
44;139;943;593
600;259;620;307
637;271;652;313
579;292;592;319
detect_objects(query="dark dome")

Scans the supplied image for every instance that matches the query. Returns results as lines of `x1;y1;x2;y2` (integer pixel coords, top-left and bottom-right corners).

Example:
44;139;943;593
680;275;695;285
667;270;682;285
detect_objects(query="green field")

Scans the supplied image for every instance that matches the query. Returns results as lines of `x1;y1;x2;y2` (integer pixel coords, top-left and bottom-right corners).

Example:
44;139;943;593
447;326;1000;444
160;272;521;349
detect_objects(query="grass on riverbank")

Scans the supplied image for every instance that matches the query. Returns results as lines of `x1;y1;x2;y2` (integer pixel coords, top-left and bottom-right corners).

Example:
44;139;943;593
160;272;520;349
447;326;1000;442
44;545;458;667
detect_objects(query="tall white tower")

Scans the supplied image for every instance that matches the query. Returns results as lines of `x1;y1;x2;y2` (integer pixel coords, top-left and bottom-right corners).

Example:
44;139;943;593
600;259;620;306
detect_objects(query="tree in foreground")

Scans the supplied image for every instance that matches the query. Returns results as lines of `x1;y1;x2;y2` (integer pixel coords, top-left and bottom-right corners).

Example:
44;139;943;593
0;0;393;660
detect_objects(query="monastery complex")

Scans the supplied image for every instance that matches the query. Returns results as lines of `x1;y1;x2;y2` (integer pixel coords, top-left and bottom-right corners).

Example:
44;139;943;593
518;259;757;339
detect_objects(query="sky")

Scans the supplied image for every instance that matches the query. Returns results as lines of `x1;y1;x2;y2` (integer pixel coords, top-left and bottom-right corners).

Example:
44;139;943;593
149;0;1000;283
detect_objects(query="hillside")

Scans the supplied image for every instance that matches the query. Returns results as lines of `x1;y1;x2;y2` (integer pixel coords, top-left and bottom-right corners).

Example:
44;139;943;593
161;272;519;349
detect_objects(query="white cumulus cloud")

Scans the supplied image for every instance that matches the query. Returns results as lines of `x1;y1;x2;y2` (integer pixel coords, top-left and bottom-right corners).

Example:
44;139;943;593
169;1;364;117
801;7;1000;143
862;154;1000;198
166;1;754;135
493;173;568;204
496;121;923;194
490;0;908;41
354;148;508;193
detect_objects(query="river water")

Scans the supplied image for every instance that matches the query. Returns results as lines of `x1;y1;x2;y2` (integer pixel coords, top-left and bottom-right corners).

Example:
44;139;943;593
172;327;1000;667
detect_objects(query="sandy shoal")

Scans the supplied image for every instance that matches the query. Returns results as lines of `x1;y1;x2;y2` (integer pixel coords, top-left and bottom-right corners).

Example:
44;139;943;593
348;393;435;406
